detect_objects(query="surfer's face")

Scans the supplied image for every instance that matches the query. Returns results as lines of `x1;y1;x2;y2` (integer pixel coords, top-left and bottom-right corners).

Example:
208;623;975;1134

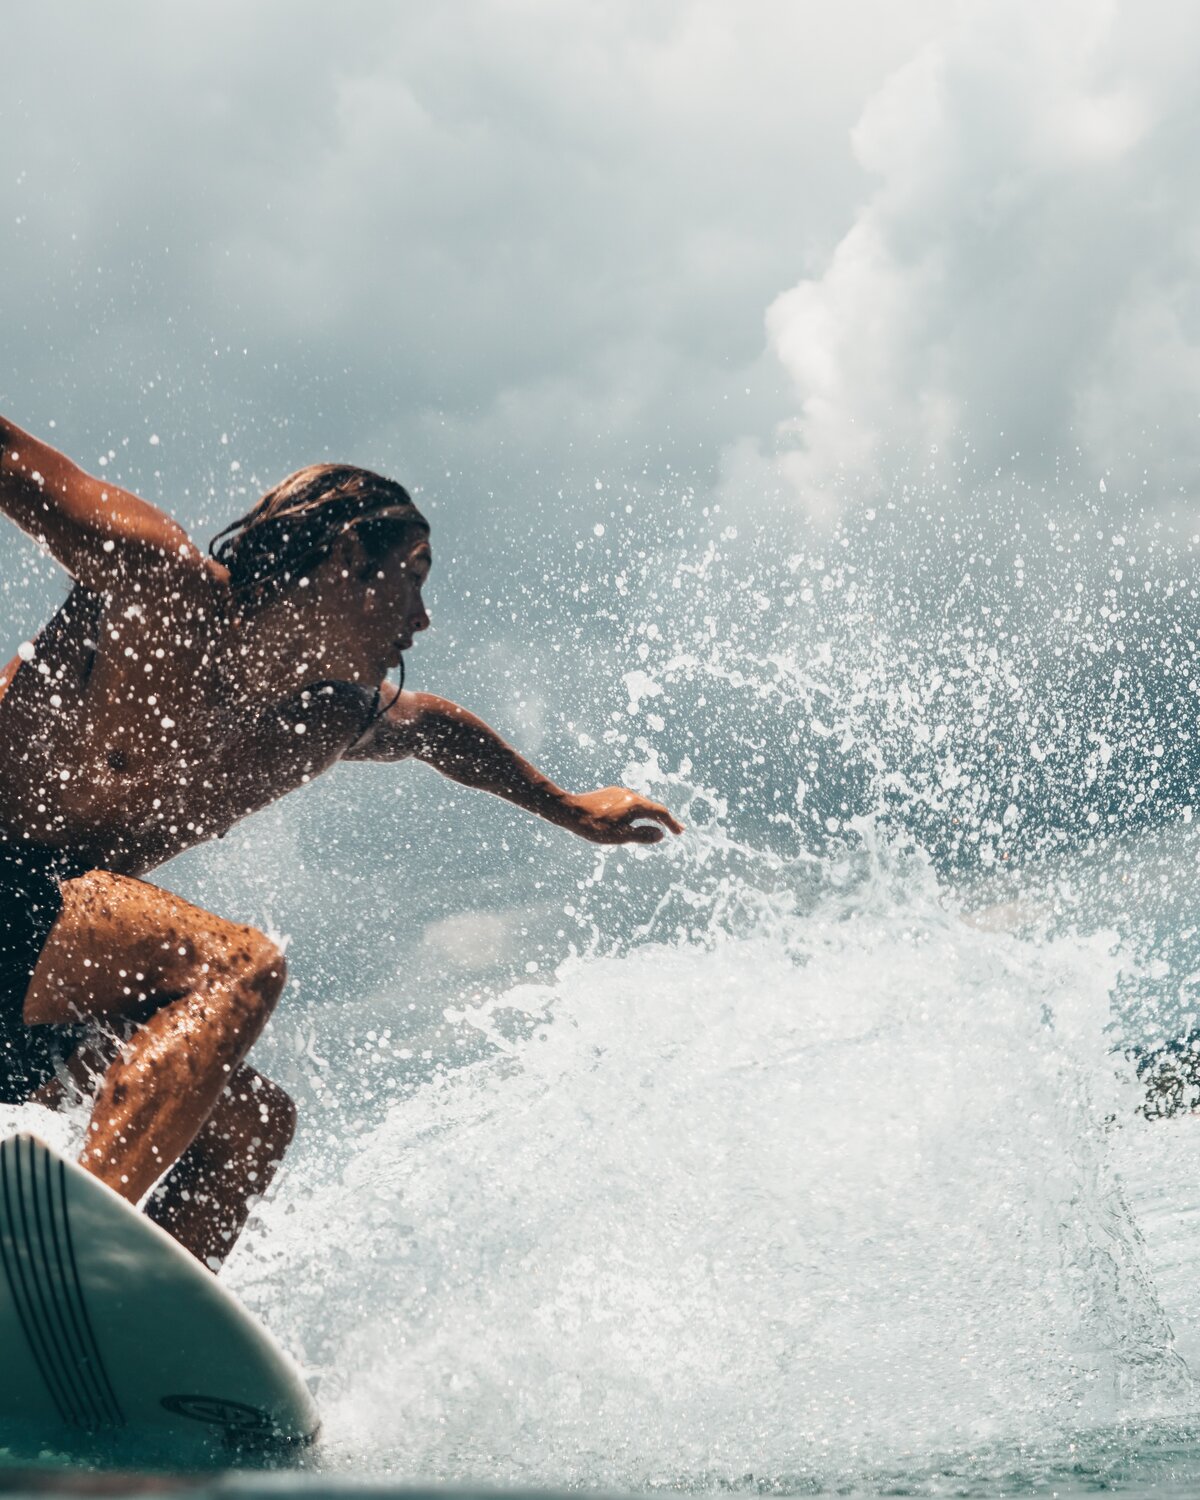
299;532;430;682
363;536;432;670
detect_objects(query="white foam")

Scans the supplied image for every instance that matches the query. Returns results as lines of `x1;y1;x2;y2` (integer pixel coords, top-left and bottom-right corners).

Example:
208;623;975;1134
0;1100;79;1158
229;834;1189;1488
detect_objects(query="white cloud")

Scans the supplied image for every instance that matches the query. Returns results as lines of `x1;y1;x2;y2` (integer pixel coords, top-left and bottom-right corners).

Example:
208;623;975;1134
764;0;1200;520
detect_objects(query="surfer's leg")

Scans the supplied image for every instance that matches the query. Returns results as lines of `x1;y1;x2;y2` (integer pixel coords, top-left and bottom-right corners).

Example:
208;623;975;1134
23;869;287;1205
144;1065;296;1268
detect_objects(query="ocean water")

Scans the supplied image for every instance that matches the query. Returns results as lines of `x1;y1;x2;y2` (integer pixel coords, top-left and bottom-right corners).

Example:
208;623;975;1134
6;501;1200;1494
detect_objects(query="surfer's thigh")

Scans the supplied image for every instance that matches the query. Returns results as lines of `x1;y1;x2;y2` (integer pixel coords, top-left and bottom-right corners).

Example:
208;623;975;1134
21;868;285;1028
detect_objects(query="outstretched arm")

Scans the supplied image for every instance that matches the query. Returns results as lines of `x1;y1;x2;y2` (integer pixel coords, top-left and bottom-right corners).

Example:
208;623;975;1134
347;690;684;845
0;414;198;589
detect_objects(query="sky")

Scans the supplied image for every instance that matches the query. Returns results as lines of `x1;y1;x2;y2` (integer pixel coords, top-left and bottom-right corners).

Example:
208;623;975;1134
765;0;1200;521
4;0;1197;549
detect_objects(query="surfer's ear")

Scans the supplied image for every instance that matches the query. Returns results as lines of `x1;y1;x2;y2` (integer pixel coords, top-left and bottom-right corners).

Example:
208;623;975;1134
320;528;365;582
347;533;380;585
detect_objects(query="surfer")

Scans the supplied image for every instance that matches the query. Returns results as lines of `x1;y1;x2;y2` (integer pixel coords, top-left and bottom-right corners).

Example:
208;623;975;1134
0;414;683;1269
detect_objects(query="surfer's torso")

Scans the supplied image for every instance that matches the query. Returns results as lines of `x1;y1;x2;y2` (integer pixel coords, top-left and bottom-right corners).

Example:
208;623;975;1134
0;564;377;876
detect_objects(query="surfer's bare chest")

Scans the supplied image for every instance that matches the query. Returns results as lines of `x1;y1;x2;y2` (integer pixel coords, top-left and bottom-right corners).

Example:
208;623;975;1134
0;582;372;872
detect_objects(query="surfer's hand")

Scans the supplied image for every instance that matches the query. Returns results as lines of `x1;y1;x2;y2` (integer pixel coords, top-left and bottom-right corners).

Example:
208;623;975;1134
564;787;684;844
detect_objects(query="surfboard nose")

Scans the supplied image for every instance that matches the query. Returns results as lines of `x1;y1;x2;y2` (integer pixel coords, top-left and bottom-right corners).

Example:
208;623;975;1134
0;1131;319;1460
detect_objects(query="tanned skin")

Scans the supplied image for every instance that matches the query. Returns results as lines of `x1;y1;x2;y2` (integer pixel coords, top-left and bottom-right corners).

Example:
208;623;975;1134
0;414;682;1268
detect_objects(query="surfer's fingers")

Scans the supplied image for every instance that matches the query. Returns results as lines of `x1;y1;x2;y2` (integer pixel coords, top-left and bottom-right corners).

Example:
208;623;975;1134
648;803;684;834
624;822;665;844
622;801;683;835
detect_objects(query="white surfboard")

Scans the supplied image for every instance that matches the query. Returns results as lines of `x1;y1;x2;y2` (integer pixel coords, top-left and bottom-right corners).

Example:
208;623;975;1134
0;1132;319;1461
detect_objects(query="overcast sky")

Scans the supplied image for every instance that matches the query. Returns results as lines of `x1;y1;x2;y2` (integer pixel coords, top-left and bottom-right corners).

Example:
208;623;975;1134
4;0;1197;558
765;0;1200;521
4;0;1197;552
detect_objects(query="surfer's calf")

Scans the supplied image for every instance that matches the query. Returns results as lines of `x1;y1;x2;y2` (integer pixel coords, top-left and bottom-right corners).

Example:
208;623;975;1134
146;1066;297;1267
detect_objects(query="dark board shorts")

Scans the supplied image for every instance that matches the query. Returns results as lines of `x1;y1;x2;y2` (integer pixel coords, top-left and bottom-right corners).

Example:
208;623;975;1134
0;842;73;1103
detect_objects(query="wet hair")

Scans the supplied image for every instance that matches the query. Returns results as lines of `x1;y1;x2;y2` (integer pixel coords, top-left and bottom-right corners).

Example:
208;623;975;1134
209;463;429;609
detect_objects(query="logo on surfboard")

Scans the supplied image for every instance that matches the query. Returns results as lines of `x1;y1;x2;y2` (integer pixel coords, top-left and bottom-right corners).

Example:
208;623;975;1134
160;1393;275;1433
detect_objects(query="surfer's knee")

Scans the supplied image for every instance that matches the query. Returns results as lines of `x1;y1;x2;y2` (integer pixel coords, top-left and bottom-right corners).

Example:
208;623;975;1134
248;937;288;1012
222;930;287;1018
